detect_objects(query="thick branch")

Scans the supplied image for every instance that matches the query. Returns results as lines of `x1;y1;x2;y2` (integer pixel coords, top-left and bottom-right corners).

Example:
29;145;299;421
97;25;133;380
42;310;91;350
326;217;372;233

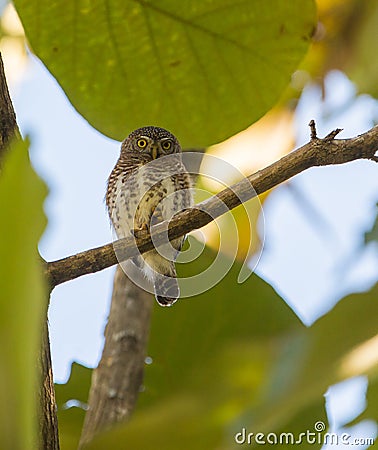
46;124;378;288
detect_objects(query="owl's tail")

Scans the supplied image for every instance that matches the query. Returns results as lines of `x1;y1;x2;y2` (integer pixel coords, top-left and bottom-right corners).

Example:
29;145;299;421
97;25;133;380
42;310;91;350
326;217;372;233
154;273;180;307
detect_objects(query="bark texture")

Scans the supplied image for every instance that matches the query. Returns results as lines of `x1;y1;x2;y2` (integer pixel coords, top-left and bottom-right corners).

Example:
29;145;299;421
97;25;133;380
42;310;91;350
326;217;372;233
39;321;60;450
79;267;153;447
0;52;20;164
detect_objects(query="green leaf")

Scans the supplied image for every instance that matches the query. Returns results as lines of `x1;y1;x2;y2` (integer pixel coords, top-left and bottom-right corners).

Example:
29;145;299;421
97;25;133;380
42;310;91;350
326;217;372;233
83;242;304;450
346;2;378;99
14;0;316;146
365;203;378;245
89;276;378;449
237;284;378;445
0;139;47;449
57;240;303;449
271;401;328;450
358;373;378;423
55;362;92;450
55;362;92;408
57;240;378;449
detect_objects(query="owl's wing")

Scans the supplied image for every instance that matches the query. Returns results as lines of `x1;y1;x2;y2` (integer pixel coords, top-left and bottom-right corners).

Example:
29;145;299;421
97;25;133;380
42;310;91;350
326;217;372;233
147;169;193;253
159;171;193;221
106;154;141;219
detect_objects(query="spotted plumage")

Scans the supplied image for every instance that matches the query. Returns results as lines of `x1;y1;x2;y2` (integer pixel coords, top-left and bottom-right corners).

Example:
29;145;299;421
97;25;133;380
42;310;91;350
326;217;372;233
106;126;193;306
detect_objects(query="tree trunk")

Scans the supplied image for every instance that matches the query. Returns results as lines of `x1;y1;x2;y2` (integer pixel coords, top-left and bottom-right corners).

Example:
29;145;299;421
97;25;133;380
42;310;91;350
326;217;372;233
39;321;60;450
0;52;20;163
79;266;153;447
0;52;60;450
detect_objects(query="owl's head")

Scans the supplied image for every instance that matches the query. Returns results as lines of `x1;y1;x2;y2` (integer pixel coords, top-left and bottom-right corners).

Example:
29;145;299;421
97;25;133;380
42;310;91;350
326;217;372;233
121;126;181;159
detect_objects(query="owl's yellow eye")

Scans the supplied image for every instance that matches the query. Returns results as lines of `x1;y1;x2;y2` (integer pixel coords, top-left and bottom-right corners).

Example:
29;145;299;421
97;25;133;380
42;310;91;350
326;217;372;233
161;140;172;151
137;138;147;149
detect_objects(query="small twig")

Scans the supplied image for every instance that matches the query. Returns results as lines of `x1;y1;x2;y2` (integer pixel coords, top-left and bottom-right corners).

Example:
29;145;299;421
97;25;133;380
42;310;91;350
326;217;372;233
324;128;343;141
309;119;317;140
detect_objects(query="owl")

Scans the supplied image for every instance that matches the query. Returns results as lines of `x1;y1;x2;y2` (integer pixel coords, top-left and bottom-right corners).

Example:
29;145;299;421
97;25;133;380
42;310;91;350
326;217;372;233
106;126;193;306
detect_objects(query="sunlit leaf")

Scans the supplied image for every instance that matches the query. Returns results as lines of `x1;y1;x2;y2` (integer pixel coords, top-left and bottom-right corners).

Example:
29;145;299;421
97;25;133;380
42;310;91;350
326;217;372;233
0;138;47;449
197;108;295;261
85;279;378;450
14;0;316;146
345;1;378;98
300;0;378;99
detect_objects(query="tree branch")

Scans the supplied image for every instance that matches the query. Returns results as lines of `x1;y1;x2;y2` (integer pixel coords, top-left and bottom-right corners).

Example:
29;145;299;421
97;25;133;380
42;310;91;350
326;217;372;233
46;124;378;289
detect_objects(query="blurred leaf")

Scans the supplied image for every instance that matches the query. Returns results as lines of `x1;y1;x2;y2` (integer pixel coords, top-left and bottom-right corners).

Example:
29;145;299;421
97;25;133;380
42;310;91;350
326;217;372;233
55;362;92;407
239;283;378;440
83;242;304;450
59;407;87;450
197;108;295;261
87;278;377;449
344;1;378;98
191;177;264;264
365;203;378;245
0;138;47;449
14;0;316;146
342;373;378;434
58;244;378;449
216;198;263;263
300;0;378;99
358;373;378;423
55;362;92;450
51;240;301;449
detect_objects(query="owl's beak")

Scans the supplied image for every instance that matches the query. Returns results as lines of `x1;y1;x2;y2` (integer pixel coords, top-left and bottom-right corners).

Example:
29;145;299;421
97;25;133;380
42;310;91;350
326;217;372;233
151;143;158;160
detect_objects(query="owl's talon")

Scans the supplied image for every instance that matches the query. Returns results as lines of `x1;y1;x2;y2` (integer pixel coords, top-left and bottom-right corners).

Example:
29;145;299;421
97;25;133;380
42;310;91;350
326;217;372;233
131;224;149;237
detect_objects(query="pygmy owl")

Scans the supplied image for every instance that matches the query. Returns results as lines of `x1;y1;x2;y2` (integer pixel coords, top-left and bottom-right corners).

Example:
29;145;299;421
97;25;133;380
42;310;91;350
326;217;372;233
106;126;193;306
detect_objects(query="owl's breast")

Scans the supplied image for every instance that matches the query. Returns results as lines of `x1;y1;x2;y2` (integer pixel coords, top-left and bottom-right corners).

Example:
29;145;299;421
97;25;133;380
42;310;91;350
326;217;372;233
109;158;192;238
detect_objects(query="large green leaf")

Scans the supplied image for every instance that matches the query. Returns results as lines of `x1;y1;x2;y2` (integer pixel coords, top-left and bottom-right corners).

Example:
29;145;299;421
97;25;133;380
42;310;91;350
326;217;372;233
0;139;47;449
56;236;378;449
56;240;302;449
14;0;316;146
84;242;307;450
88;285;378;450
